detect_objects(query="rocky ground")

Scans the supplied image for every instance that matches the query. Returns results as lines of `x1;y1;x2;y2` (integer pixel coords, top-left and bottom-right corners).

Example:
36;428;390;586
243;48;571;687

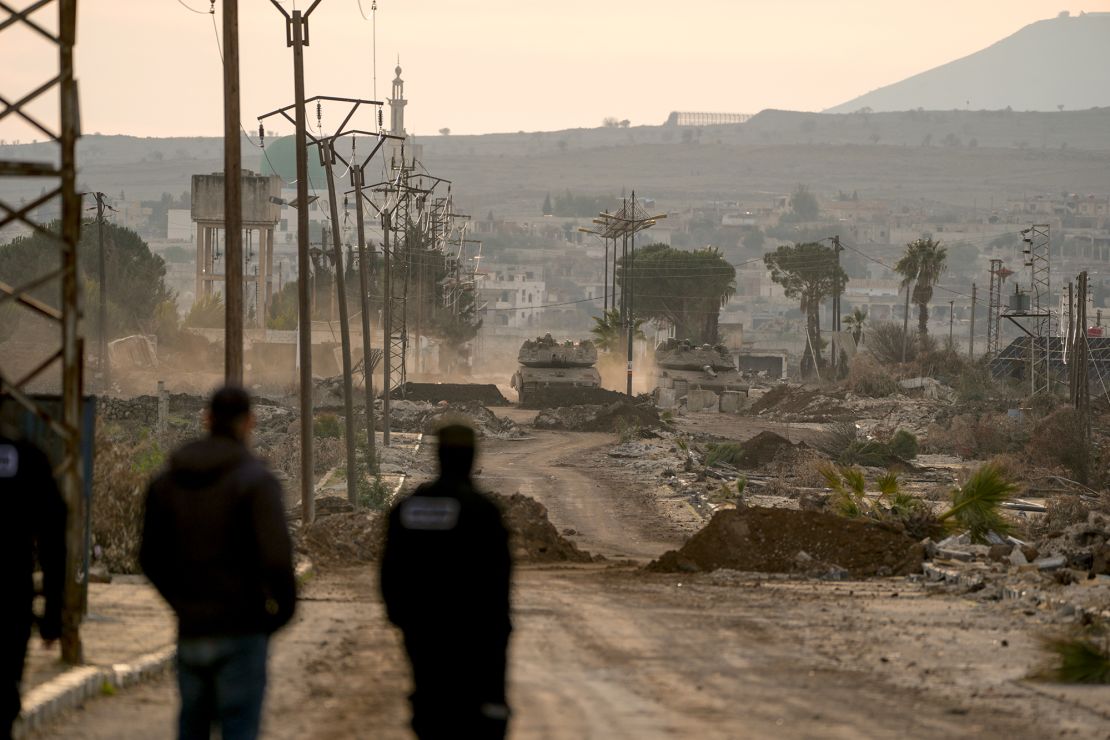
47;378;1110;738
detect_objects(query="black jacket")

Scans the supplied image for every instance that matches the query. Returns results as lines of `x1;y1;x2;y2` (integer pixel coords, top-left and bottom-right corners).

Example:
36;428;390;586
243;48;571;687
140;436;296;638
0;436;66;640
380;477;512;641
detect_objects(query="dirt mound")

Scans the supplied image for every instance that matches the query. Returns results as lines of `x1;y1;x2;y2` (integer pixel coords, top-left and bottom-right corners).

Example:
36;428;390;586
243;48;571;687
493;492;593;563
297;511;383;564
533;400;661;433
735;431;797;468
518;386;629;409
391;382;511;406
647;507;923;578
298;492;590;565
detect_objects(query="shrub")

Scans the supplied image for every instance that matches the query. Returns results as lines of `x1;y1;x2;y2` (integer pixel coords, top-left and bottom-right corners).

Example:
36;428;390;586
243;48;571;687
1027;408;1090;484
705;442;743;467
314;413;341;439
940;463;1017;543
888;430;919;460
1039;633;1110;684
91;432;165;573
846;354;898;397
866;321;918;364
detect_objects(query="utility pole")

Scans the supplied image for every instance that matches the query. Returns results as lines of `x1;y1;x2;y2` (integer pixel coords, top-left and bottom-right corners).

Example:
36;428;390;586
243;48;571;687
352;163;376;470
969;282;976;358
1077;271;1091;453
901;279;911;363
267;0;323;523
223;0;243;384
832;235;842;371
323;144;358;506
381;210;393;446
92;192;110;388
948;299;955;346
626;191;636;397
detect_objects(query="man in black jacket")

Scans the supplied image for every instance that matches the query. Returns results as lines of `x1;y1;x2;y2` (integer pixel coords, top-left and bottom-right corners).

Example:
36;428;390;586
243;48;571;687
380;423;513;739
141;387;295;740
1;434;65;740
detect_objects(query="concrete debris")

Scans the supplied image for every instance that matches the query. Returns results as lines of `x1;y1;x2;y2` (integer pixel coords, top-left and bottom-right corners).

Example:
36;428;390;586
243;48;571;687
533;400;662;433
108;335;158;369
1034;511;1110;575
385;400;524;439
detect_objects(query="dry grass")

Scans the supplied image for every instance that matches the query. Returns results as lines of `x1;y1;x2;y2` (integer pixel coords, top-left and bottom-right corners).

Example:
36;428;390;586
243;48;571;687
91;431;163;574
845;354;898;398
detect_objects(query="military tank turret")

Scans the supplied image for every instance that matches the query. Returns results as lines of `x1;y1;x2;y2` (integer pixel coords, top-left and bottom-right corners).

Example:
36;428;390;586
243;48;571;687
511;334;601;406
654;338;747;403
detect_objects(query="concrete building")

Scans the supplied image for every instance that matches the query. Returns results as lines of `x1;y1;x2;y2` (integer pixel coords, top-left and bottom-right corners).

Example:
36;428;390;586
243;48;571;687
478;266;547;329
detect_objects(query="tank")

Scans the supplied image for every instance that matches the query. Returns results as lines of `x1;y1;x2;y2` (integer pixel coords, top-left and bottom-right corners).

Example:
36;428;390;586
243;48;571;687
654;338;747;399
511;335;601;405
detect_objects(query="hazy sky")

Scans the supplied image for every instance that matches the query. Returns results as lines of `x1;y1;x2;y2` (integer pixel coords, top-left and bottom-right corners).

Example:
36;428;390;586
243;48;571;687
4;1;1109;139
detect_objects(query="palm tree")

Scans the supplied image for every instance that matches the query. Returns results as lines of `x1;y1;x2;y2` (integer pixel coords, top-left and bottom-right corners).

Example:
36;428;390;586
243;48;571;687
843;307;868;345
894;238;948;340
590;309;645;352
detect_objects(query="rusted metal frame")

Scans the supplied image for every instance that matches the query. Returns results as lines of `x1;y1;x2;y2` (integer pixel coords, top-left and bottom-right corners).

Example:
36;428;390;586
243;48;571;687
0;0;57;39
0;77;63;138
0;268;65;307
0;185;65;233
0;278;63;320
14;347;62;387
0;369;72;441
0;161;58;176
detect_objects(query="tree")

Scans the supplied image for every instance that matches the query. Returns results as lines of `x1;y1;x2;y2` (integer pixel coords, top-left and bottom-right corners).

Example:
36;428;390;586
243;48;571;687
438;127;451;136
542;193;553;216
763;242;847;376
895;237;947;338
0;219;172;341
844;307;868;345
590;308;644;352
617;244;735;345
788;184;819;221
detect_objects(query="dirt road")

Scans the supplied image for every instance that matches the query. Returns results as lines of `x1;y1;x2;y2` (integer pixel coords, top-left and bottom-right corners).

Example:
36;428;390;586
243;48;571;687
33;428;1110;739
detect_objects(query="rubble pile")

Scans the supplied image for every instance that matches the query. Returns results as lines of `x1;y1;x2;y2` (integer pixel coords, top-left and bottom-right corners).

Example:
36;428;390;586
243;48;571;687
296;511;384;564
748;382;950;440
385;399;524;438
533;400;661;433
1035;511;1110;575
647;507;924;577
518;386;629;409
493;492;593;563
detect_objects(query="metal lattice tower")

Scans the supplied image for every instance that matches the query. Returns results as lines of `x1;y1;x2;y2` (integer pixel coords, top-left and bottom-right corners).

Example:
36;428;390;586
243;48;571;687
0;0;85;663
1022;224;1052;395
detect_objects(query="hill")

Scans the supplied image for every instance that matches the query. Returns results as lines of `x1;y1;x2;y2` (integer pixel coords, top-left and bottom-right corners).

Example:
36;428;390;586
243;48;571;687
3;107;1110;220
827;12;1110;113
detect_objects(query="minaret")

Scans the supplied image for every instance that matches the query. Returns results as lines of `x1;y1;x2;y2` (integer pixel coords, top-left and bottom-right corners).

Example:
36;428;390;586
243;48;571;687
389;59;406;136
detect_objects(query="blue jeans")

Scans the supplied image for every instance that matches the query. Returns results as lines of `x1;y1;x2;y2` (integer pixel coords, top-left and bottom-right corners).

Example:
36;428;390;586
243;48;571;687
176;634;269;740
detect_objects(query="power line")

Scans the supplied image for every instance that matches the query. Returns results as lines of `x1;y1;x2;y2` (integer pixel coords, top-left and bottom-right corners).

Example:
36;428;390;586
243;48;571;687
176;0;211;14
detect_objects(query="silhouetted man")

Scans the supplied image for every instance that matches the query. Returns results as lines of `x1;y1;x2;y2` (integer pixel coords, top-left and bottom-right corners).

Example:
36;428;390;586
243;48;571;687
381;424;512;739
141;387;296;740
1;433;65;740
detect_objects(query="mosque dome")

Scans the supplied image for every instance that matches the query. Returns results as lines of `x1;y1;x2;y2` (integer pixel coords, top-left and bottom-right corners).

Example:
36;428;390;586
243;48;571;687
258;135;328;191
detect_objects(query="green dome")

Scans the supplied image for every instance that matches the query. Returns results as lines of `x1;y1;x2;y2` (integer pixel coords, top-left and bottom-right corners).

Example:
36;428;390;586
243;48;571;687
259;135;328;191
